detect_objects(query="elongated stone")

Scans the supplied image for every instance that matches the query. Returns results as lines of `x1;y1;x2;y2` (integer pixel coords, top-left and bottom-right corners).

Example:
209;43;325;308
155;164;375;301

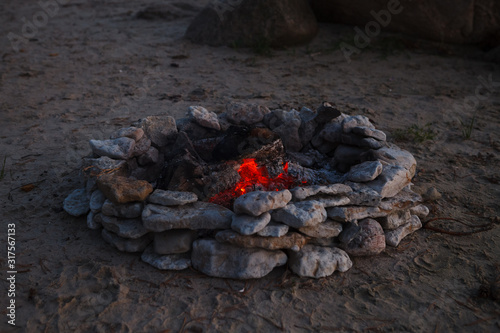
365;165;412;199
99;214;149;239
231;212;271;235
343;219;385;256
101;229;152;253
313;196;350;207
233;190;292;216
154;229;198;254
257;222;289;237
378;210;411;230
82;156;127;178
370;143;417;177
63;188;90;217
141;245;191;270
188;105;221;130
299;220;343;238
215;230;307;251
97;174;153;204
142;202;234;232
101;199;143;218
351;126;387;141
341;134;385;149
147;189;198;206
288;245;352;278
347;160;383;182
272;201;327;228
89;189;106;212
191;239;287;279
385;215;422;247
87;211;100;230
290;184;352;201
327;206;385;222
378;186;422;211
410;204;430;219
89;137;136;160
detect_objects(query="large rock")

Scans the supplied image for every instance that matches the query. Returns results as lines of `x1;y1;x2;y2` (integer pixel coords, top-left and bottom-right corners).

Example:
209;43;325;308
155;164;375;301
141;245;191;270
233;190;292;216
185;0;318;48
215;230;307;251
137;115;177;147
63;188;90;217
97;174;153;204
272;200;327;228
231;212;271;235
191;239;287;279
343;219;386;256
89;137;135;160
288;245;352;278
142;202;234;232
154;229;198;254
310;0;500;45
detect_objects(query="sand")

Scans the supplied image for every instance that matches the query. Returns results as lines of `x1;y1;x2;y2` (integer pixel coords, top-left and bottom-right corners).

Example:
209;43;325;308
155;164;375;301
1;0;499;332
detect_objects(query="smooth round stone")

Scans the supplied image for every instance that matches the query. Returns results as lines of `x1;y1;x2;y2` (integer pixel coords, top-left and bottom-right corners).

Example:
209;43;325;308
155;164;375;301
63;188;90;217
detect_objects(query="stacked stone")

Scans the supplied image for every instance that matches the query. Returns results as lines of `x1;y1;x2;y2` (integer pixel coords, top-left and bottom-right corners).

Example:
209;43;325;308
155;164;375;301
63;102;429;279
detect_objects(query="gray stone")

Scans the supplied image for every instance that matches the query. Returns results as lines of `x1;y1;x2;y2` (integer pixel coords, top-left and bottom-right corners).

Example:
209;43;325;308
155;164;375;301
257;222;289;237
272;109;303;152
298;107;318;146
351;126;387;141
132;137;152;157
342;115;374;133
272;200;327;228
231;212;271;235
141;245;191;270
299;220;343;238
370;144;417;177
327;205;385;222
291;184;352;201
64;188;90;217
378;186;422;211
340;133;385;149
378;210;411;230
82;156;127;178
89;137;136;160
215;230;307;251
385;215;422;247
87;211;100;230
142;202;234;232
147;189;198;206
89;189;106;213
154;229;198;254
99;214;149;239
225;102;270;125
365;165;412;198
101;199;143;218
313;196;350;207
137;146;159;166
410;204;430;219
233;190;292;217
347;160;383;182
97;174;153;204
191;239;287;279
111;127;144;142
343;218;386;256
137;115;178;147
101;229;152;253
188;105;221;130
423;187;442;202
288;245;352;278
345;183;382;206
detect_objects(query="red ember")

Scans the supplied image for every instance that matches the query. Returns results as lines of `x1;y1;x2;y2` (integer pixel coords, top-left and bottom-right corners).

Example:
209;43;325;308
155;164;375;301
209;158;303;209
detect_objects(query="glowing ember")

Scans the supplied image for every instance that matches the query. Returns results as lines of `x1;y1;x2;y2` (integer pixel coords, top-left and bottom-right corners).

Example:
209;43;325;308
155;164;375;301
209;158;303;209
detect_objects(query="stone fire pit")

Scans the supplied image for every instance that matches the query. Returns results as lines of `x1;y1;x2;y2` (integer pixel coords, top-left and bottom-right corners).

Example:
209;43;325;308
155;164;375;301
64;102;428;279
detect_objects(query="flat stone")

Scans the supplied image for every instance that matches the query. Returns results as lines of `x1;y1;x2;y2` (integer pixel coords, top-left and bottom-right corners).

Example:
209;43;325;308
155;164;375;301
378;186;422;211
410;204;430;219
385;215;422;247
340;133;385;149
233;190;292;216
378;210;411;230
344;182;382;206
137;115;178;147
327;205;385;222
370;143;417;177
365;165;412;199
87;211;100;230
141;245;191;270
191;239;287;279
132;137;152;157
89;137;136;160
272;200;327;228
188;105;221;130
231;212;271;235
99;214;149;239
142;202;234;232
257;222;289;237
137;146;159;166
226;102;270;125
216;230;307;251
97;173;153;204
313;196;350;207
154;229;198;254
342;115;374;133
147;189;198;206
343;219;386;256
82;156;127;178
347;160;383;182
111;127;144;142
89;189;106;212
299;220;343;238
101;199;143;218
291;184;352;201
63;188;90;217
351;126;387;141
101;229;152;253
288;245;352;278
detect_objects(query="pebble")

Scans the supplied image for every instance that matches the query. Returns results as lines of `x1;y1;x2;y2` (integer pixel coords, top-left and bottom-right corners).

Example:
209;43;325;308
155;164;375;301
147;189;198;206
99;214;149;239
298;220;343;238
226;102;270;125
63;188;90;217
110;127;144;142
423;187;442;202
101;199;143;218
215;230;307;251
97;174;153;204
188;105;221;130
343;219;386;256
385;215;422;247
233;190;292;217
142;202;234;232
141;245;191;270
231;212;271;235
191;239;287;279
89;137;136;160
137;115;178;147
101;229;152;253
347;160;383;182
290;184;352;201
378;210;411;230
272;200;327;228
288;245;352;278
154;229;198;254
256;222;289;237
89;189;106;212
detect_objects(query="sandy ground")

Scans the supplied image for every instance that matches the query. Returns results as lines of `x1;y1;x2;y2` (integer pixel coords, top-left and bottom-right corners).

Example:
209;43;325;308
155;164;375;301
1;1;499;332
